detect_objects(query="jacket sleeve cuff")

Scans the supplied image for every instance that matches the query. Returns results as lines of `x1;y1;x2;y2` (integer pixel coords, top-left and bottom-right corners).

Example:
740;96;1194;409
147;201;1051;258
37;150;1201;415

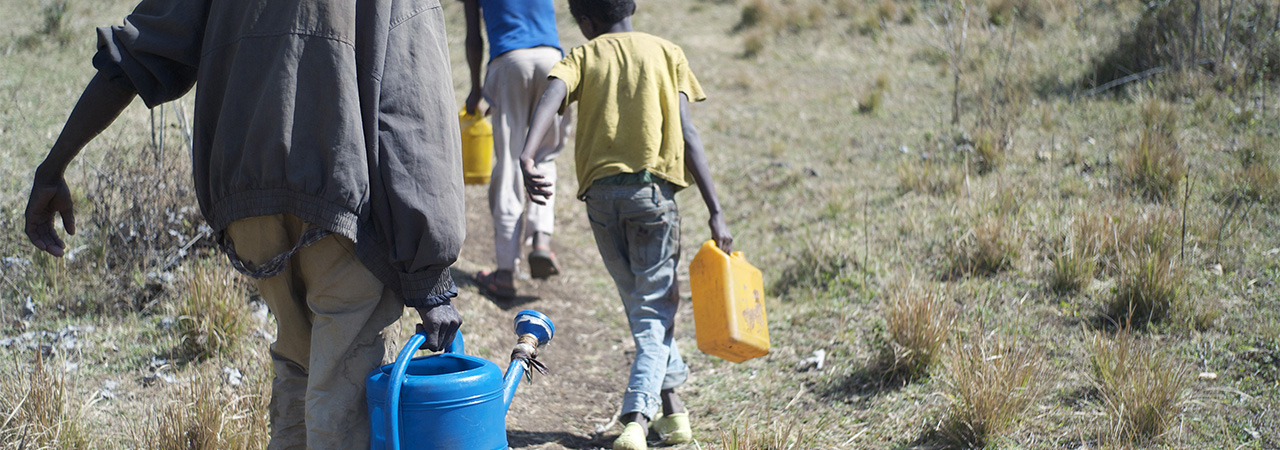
399;268;458;308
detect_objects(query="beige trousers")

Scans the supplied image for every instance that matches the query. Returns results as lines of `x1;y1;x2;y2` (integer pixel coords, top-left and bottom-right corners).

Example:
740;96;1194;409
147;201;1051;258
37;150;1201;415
226;214;403;450
485;46;572;271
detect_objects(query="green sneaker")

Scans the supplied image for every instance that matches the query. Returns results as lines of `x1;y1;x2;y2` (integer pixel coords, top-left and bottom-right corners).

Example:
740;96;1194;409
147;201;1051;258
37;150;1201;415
651;412;692;445
613;422;648;450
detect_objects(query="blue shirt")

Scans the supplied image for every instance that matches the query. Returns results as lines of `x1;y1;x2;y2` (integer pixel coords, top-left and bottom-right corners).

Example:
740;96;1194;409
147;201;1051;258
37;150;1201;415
480;0;561;60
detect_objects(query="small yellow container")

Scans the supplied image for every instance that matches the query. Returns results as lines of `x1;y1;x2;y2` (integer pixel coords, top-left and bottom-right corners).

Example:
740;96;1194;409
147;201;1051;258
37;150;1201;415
459;109;493;185
688;240;770;363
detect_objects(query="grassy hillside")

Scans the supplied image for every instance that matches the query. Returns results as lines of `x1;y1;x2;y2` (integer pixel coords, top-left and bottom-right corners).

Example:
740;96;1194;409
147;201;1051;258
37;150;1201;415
2;0;1278;449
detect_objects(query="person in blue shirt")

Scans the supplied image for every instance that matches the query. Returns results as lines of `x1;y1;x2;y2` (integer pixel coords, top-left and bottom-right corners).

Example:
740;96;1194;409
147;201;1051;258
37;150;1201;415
464;0;571;298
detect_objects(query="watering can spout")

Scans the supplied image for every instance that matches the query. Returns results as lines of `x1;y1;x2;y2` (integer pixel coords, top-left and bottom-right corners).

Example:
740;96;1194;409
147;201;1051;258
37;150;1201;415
501;310;556;413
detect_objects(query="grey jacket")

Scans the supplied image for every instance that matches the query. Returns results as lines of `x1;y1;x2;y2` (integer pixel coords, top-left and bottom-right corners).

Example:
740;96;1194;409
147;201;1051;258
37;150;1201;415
93;0;465;307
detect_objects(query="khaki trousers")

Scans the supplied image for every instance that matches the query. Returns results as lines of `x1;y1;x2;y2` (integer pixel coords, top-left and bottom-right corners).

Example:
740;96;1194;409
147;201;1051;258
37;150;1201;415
226;214;403;450
484;46;572;271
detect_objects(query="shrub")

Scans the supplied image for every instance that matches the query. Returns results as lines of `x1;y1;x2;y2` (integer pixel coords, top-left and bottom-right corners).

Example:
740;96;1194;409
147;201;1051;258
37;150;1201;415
858;74;890;114
0;355;90;450
878;284;954;381
945;215;1021;277
987;0;1046;28
1107;251;1184;327
1118;99;1186;203
1087;0;1280;91
941;332;1048;448
177;261;251;361
1090;330;1191;444
738;0;771;29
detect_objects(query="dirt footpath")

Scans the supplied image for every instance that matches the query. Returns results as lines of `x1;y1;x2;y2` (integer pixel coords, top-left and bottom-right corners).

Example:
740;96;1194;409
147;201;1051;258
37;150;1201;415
448;182;702;450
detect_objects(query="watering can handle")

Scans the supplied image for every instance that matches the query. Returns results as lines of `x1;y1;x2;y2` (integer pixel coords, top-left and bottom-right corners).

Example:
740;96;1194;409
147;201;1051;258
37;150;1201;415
385;330;464;450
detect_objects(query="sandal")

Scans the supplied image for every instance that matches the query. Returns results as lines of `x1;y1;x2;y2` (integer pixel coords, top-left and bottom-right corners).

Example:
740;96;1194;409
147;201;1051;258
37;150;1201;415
474;270;516;299
527;249;561;279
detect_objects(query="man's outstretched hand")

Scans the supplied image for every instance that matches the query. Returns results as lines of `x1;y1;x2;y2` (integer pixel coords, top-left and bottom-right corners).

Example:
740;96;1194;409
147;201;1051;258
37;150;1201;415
415;301;462;352
25;174;76;257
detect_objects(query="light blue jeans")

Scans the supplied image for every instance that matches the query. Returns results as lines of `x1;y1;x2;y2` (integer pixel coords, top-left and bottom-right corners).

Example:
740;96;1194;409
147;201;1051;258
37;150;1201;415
583;182;689;420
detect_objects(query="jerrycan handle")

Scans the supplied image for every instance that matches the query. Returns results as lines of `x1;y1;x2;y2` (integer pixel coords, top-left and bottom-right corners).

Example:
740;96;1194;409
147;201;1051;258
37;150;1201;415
385;329;465;450
705;239;747;261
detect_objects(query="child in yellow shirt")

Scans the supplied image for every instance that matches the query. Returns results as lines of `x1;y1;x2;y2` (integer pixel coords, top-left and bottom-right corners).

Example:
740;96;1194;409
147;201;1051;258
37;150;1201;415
518;1;733;448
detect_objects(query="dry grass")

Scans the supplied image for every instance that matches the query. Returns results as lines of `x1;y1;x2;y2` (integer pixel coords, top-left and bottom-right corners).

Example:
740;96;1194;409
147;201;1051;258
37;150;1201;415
1048;221;1098;295
177;261;251;361
773;233;860;299
716;420;815;450
0;354;90;450
1107;250;1184;327
940;332;1049;449
878;283;954;381
1220;135;1280;205
896;157;962;197
945;215;1021;277
1075;205;1179;275
132;365;271;450
1117;99;1186;203
971;126;1009;175
1089;330;1191;445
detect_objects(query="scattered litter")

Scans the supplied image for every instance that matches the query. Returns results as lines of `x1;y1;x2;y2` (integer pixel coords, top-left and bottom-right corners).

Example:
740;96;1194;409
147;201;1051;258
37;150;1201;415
1199;372;1218;381
1208;264;1223;276
21;297;35;320
100;380;118;400
223;367;243;387
898;145;911;154
2;256;31;269
1264;248;1279;257
143;371;177;386
64;245;89;262
796;349;826;372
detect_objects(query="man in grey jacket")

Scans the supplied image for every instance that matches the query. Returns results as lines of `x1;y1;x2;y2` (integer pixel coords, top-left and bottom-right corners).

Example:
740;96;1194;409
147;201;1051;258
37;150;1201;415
24;0;465;447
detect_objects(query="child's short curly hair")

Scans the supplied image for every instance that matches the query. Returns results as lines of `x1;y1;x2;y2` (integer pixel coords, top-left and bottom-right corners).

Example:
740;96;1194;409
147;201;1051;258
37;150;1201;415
567;0;636;25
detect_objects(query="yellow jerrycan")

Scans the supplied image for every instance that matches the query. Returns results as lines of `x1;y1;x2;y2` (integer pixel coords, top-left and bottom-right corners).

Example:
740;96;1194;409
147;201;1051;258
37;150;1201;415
688;240;770;363
459;109;493;185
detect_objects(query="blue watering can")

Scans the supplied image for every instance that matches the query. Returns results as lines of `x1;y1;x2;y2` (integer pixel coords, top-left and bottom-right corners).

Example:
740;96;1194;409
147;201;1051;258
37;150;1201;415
366;310;555;450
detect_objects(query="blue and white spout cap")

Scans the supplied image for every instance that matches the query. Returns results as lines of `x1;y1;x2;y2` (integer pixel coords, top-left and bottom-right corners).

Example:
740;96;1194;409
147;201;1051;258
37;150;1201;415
513;310;554;346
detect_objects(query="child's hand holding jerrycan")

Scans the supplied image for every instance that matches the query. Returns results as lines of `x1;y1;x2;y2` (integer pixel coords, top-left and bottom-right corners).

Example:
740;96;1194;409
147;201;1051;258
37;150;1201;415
366;310;555;450
689;240;771;362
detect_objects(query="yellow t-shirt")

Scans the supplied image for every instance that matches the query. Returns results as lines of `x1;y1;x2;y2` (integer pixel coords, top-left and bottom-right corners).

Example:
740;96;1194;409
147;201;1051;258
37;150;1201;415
548;32;707;197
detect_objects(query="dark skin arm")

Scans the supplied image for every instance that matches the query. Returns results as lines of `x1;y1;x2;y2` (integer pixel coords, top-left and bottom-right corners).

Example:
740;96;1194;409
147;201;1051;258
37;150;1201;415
27;72;137;257
518;78;567;202
519;84;734;253
678;92;733;254
463;0;484;115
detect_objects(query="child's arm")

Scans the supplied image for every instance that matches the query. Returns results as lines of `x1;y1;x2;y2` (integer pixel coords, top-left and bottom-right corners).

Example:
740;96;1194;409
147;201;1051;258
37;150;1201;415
518;78;568;205
27;72;137;256
462;0;484;115
680;92;733;253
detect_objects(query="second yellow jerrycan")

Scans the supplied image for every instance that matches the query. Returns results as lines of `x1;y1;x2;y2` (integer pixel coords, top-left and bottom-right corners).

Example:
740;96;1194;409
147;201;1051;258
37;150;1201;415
459;109;493;185
688;240;770;363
